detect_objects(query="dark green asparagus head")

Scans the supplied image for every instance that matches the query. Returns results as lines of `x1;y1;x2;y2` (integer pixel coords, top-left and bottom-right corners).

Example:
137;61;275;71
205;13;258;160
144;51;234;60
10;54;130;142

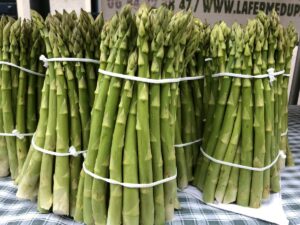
242;19;256;74
93;12;104;59
184;18;203;66
9;19;21;60
0;16;9;51
275;24;285;70
127;49;138;75
149;5;172;65
72;26;84;57
284;23;298;72
232;23;243;73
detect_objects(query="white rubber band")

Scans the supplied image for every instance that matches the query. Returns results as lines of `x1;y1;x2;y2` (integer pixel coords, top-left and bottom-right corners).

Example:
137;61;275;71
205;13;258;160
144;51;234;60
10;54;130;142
31;133;87;157
281;129;288;137
39;55;100;67
98;68;205;84
205;58;212;62
211;68;284;84
283;74;290;77
83;163;176;188
174;138;202;148
0;129;34;139
0;61;44;77
200;147;286;172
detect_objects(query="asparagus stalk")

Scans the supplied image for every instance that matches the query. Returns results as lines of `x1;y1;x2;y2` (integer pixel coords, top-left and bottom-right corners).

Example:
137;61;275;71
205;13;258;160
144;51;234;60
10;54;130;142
107;50;137;225
223;146;241;204
52;32;70;215
122;91;139;225
135;5;155;225
148;6;170;224
275;24;285;172
237;20;255;206
16;20;30;173
26;22;40;147
268;10;280;193
175;97;188;189
2;20;18;179
0;16;9;177
65;27;84;217
250;20;266;208
93;12;104;61
38;29;57;212
201;25;212;121
257;11;272;199
10;19;20;125
79;11;99;108
74;170;85;222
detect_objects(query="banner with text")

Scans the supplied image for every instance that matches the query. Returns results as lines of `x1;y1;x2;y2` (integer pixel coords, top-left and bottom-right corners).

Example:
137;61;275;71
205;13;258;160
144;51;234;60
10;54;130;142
99;0;300;32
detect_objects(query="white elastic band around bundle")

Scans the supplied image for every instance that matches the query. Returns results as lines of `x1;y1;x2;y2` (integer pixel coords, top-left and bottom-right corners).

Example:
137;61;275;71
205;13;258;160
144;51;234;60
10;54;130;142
98;68;205;84
212;68;284;84
39;55;100;67
31;133;87;157
281;129;288;137
200;147;286;172
83;163;176;188
0;61;44;77
283;73;290;77
0;129;34;139
174;138;202;148
205;58;212;62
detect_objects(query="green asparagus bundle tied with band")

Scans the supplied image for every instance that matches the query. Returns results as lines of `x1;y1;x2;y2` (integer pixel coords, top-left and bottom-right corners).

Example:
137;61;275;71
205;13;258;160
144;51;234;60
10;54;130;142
16;10;104;217
193;10;298;208
0;15;45;179
74;4;204;224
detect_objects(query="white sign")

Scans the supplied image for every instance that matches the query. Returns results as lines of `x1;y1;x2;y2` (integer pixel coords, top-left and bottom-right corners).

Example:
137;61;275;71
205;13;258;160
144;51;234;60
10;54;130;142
99;0;300;32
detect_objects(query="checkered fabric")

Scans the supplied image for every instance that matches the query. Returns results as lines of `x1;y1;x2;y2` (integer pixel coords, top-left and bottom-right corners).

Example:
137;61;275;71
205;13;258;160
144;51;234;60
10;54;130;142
0;106;300;225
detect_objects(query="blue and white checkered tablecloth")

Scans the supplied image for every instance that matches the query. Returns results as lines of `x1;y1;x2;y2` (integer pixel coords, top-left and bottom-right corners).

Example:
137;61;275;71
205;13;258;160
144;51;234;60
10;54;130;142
1;106;300;225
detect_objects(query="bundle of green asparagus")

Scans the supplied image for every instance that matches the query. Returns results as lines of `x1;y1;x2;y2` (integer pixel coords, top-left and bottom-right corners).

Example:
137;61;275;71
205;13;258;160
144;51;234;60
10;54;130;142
193;10;298;208
0;15;45;179
74;4;203;224
16;10;104;217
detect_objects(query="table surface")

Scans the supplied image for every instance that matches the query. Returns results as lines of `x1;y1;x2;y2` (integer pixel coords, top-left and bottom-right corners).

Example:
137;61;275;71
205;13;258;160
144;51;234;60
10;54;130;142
0;106;300;225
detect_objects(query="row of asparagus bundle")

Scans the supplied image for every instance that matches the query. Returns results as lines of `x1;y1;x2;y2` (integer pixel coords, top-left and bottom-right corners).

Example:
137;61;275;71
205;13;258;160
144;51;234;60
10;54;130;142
16;10;104;217
0;15;45;179
193;10;298;208
74;4;205;225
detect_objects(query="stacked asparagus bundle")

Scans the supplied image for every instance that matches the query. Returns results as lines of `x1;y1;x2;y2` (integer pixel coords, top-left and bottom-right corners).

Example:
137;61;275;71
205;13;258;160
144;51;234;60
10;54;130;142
0;16;45;179
16;10;104;217
74;4;203;224
193;10;298;208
